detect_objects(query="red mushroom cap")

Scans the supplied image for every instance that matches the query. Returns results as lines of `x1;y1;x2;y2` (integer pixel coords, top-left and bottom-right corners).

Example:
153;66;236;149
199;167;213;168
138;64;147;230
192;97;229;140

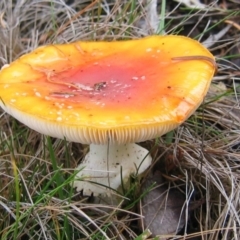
0;35;215;144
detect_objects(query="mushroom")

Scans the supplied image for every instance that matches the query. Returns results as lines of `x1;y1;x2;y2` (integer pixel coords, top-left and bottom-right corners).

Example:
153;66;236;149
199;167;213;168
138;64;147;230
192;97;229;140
0;35;216;196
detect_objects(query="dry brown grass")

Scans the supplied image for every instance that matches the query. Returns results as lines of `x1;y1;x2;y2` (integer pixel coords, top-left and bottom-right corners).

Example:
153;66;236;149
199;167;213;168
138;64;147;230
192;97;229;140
0;0;240;239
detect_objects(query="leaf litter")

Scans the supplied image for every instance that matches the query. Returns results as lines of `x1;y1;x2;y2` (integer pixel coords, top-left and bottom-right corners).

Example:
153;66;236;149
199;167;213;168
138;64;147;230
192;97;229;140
140;170;186;238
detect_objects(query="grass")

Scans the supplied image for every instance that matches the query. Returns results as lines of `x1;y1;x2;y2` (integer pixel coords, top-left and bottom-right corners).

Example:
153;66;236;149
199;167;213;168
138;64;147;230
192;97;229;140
0;0;240;239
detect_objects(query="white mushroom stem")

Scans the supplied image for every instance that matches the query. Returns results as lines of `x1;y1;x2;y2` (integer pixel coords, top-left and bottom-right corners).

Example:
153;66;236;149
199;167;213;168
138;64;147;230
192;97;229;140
73;143;152;196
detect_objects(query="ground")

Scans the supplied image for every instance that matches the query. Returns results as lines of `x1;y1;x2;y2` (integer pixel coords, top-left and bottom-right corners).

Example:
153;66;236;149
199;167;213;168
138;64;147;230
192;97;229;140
0;0;240;239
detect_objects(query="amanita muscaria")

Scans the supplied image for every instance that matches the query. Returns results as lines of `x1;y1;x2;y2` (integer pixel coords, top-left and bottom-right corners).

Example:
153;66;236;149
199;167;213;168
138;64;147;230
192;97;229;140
0;36;216;195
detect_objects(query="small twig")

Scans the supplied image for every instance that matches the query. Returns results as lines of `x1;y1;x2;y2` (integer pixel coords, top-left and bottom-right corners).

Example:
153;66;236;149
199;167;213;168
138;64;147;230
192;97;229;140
172;55;217;73
225;20;240;31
